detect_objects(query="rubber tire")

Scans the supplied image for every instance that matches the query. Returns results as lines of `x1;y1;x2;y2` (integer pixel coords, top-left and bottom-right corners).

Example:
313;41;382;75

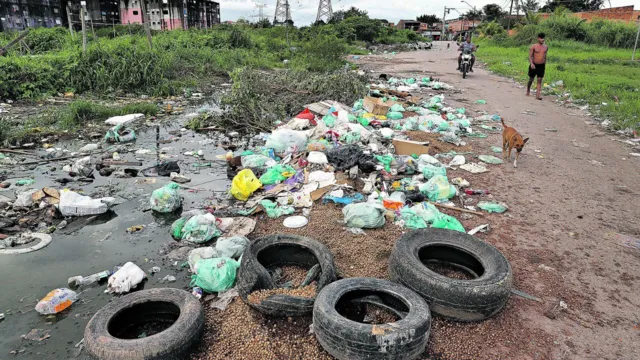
237;234;337;317
462;64;467;79
84;288;204;360
389;228;512;322
313;277;431;360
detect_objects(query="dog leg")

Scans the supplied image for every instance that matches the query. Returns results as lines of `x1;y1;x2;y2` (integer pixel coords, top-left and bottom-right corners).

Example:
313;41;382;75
502;139;508;160
508;147;513;161
514;152;519;168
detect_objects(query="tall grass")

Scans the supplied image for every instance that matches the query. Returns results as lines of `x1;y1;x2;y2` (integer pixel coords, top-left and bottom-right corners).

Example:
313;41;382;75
477;39;640;131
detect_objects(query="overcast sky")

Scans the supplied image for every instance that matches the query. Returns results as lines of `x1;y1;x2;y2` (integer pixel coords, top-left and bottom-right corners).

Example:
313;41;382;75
218;0;634;24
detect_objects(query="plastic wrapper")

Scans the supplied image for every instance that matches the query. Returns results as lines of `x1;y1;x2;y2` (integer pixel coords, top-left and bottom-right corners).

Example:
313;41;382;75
190;258;240;293
230;169;262;201
149;183;182;213
343;203;386;229
182;213;221;244
35;288;78;315
419;175;457;201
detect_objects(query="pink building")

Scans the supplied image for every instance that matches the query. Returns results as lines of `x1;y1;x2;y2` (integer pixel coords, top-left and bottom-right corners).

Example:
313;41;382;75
119;0;219;30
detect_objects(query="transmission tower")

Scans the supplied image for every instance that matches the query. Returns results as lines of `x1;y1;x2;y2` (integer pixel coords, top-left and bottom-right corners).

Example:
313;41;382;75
316;0;332;23
252;3;268;25
274;0;292;25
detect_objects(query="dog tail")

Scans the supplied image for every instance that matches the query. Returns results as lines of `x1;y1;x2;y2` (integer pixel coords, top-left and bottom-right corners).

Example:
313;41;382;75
501;118;506;128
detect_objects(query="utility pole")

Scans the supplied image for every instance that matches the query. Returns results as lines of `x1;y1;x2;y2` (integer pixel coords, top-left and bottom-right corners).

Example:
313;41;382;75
183;0;188;30
442;7;453;41
275;0;292;25
140;0;153;48
633;19;640;61
80;1;87;54
66;4;74;37
507;0;514;31
315;0;332;23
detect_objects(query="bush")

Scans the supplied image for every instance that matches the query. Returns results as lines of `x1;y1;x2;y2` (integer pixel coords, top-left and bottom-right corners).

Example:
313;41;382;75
479;21;506;38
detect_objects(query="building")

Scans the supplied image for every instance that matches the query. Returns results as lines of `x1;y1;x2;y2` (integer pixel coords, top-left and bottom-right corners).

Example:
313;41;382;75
0;0;219;32
539;5;639;23
396;19;421;31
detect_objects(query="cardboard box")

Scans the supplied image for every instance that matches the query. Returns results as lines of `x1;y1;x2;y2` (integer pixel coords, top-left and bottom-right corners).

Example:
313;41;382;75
363;97;397;116
392;138;430;156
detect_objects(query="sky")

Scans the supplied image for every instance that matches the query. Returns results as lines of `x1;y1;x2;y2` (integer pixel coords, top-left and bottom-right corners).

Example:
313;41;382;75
217;0;636;25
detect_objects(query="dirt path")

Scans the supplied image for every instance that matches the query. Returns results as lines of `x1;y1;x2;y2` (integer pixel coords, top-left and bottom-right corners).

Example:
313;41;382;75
356;42;640;359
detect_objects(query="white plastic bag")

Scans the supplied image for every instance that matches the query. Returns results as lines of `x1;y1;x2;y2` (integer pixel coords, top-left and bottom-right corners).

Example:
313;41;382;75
448;155;466;167
346;123;372;141
215;236;249;259
71;156;93;177
241;154;277;169
105;113;144;125
14;189;38;207
182;213;220;244
59;189;115;216
307;151;328;164
108;262;146;294
188;247;218;272
308;171;336;188
380;128;394;139
35;288;78;315
265;129;308;152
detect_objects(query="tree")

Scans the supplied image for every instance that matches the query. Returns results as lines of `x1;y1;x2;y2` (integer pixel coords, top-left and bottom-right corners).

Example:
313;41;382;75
329;6;368;23
482;3;506;22
540;0;604;12
464;9;483;21
521;0;540;13
416;14;441;26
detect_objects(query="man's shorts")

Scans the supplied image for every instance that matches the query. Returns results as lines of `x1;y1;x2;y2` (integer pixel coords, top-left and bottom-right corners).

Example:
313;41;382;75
528;63;545;78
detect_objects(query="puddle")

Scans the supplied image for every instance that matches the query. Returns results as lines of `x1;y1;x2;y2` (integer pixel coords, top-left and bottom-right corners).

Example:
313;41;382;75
0;108;234;358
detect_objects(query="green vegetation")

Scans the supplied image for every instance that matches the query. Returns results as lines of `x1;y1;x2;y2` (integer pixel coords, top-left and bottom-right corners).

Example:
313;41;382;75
476;39;639;131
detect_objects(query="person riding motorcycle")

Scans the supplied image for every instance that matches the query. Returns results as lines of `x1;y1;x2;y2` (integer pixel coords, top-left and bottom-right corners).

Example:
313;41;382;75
457;37;476;72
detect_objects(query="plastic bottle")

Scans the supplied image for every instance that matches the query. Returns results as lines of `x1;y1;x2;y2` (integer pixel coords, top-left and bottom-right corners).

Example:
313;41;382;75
465;189;490;195
67;270;112;289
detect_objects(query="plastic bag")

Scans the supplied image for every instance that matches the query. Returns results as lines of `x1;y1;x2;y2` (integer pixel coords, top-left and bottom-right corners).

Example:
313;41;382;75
190;258;240;293
396;156;417;174
260;200;295;218
403;118;418;131
389;103;405;112
412;202;440;224
241;154;277;169
417;154;441;171
323;193;365;205
322;113;337;128
387;111;403;120
353;99;364;111
343;203;385;229
307;140;332;151
170;210;204;240
182;213;221;243
13;189;39;208
340;131;361;144
308;171;336;187
478;201;509;213
375;154;395;172
150;183;182;213
401;207;428;229
479;155;504;164
35;288;78;315
422;163;447;180
431;213;466;232
230;169;262;201
383;192;406;211
71;156;93;177
264;129;308;152
105;113;144;125
419;175;456;201
216;236;249;259
449;155;466;167
325;145;363;171
259;164;296;185
188;247;218;271
380;128;394;139
142;161;180;177
307;151;328;164
108;262;146;294
104;124;136;143
59;189;116;217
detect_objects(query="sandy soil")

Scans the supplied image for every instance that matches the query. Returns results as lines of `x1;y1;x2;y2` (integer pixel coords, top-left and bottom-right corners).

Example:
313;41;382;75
193;42;640;360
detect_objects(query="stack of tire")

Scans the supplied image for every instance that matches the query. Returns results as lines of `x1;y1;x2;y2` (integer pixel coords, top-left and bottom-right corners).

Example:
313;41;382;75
83;229;512;360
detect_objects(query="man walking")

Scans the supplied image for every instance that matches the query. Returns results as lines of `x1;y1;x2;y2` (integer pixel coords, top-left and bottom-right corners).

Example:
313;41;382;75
527;33;548;100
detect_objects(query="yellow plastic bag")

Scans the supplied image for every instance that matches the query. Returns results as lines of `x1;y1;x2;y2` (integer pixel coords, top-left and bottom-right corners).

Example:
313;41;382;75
230;169;262;201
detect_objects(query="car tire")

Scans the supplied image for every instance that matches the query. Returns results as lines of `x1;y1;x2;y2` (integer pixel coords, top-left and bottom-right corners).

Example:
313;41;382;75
389;228;512;321
313;277;431;360
84;288;204;360
237;234;337;317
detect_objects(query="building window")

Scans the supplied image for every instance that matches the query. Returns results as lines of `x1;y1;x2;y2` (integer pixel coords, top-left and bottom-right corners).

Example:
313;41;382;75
133;10;139;15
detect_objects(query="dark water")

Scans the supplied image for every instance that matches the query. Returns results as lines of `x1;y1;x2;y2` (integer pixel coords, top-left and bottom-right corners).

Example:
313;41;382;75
0;111;232;359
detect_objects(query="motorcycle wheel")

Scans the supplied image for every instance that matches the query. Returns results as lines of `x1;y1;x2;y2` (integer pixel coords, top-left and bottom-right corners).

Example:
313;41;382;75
462;64;467;79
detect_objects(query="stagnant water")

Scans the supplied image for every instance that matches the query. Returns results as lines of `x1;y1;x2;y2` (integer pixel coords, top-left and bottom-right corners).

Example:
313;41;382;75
0;110;234;359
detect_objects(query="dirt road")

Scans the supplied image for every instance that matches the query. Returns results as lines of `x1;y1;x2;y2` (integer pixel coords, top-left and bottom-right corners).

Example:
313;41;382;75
355;42;640;359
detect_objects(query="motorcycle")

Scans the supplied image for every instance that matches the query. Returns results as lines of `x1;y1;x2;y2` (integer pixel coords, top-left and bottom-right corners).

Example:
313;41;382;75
457;43;479;79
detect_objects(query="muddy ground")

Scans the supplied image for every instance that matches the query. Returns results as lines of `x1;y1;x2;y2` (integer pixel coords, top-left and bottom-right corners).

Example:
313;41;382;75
192;42;640;360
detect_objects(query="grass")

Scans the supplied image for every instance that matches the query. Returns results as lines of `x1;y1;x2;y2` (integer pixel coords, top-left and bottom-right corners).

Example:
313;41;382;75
0;101;159;144
476;39;640;131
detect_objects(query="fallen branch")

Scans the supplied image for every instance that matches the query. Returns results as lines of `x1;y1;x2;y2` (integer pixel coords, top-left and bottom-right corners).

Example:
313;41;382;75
430;202;484;216
0;149;38;156
9;151;102;166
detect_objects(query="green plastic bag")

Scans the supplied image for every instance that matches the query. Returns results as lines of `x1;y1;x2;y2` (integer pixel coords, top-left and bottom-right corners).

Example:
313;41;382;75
340;131;361;145
431;213;465;232
353;99;364;111
387;111;403;120
240;150;254;156
357;116;370;127
422;163;447;180
401;207;427;229
231;169;262;201
438;121;450;132
190;258;240;293
343;203;385;229
260;200;294;218
375;154;394;172
475;100;487;104
388;77;399;85
403;118;418;131
456;108;466;114
259;164;296;185
479;155;504;164
419;175;456;202
104;124;136;143
404;78;416;85
478;201;508;213
491;146;502;153
389;104;405;112
323;113;336;128
182;213;221;244
421;77;431;84
412;203;440;224
150;183;182;213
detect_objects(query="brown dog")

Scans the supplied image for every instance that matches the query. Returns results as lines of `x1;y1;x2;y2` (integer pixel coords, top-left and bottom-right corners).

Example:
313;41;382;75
501;119;529;168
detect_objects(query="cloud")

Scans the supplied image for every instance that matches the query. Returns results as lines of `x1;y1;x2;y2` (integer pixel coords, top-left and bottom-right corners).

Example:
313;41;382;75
218;0;634;25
